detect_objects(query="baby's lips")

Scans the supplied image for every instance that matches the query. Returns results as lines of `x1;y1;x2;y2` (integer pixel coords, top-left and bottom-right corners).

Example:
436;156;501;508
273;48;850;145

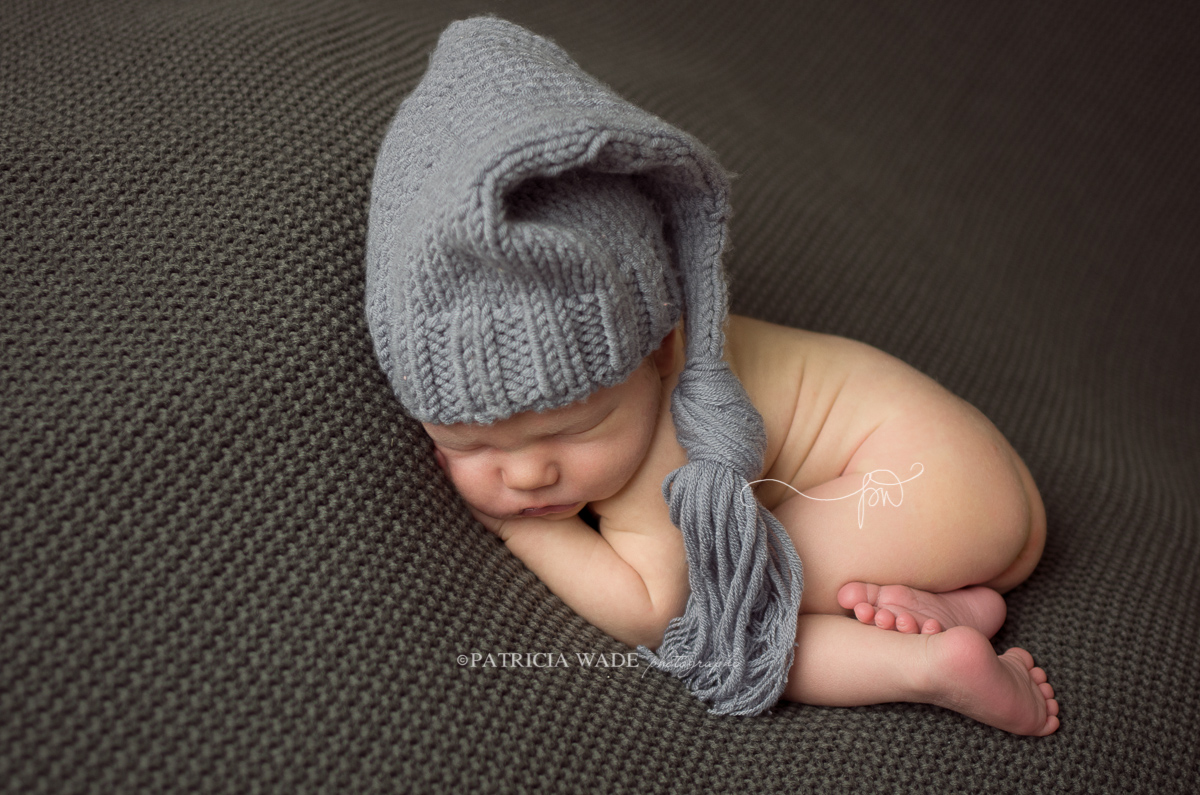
519;502;582;518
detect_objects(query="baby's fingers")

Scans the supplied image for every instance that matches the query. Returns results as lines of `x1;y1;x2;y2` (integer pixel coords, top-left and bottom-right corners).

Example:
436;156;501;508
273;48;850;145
469;506;508;537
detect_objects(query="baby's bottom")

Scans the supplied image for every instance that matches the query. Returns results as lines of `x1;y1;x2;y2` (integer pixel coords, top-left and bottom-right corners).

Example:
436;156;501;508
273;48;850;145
769;452;1045;620
766;409;1054;733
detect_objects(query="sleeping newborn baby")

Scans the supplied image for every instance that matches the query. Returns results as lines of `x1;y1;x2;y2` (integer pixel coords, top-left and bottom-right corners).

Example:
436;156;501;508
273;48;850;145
366;17;1057;735
426;305;1057;736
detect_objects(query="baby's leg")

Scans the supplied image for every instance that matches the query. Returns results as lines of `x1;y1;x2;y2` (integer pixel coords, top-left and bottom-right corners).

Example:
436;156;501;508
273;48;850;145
786;615;1059;736
770;465;1034;630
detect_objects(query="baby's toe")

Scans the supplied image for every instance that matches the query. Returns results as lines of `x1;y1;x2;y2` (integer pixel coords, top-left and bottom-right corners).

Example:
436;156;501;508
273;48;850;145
837;582;871;610
1007;647;1035;670
853;603;876;625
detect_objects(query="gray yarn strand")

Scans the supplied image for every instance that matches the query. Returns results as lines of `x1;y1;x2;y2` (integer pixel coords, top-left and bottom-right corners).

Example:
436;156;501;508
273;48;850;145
639;360;805;715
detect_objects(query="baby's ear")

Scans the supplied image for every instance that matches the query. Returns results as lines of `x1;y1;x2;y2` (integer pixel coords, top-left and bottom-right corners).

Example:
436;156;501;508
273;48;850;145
650;326;680;377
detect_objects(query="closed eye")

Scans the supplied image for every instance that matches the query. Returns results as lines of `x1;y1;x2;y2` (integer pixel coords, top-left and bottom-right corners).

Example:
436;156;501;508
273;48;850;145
438;442;485;454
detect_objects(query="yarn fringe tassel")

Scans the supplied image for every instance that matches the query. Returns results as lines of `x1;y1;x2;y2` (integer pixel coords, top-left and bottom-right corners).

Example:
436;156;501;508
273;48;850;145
639;360;805;715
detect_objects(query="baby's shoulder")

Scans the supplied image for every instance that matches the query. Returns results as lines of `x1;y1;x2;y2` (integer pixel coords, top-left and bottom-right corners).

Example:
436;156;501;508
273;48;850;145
725;314;902;379
725;314;891;413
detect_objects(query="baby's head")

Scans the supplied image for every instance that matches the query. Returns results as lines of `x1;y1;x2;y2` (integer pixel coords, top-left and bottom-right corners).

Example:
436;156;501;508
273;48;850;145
423;327;679;521
371;166;689;519
405;171;682;519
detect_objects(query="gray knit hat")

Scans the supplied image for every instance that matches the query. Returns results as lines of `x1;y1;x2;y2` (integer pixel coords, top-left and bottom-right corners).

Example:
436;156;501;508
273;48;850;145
365;16;802;715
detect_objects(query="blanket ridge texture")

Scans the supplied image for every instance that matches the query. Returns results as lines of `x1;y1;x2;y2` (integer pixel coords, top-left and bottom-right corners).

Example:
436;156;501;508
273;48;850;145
2;0;1197;792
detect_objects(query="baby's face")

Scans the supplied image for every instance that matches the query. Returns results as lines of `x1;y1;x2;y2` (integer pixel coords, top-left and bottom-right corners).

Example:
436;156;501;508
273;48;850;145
423;357;666;522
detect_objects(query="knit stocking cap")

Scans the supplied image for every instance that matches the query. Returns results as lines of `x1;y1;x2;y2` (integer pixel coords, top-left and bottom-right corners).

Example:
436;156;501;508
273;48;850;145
365;16;803;715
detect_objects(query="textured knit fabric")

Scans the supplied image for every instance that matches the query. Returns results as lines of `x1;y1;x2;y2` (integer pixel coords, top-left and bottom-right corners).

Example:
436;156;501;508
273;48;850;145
369;167;683;424
365;16;803;714
365;18;696;425
2;0;1199;792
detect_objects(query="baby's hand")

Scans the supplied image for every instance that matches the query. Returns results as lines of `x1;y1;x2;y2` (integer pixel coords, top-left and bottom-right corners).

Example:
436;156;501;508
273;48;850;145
469;506;510;539
432;445;511;538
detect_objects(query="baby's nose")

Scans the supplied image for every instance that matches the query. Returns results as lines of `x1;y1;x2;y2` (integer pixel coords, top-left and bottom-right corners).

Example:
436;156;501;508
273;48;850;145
502;455;559;491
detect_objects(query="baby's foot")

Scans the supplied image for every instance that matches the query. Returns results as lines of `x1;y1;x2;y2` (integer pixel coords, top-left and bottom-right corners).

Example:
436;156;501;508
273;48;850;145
925;626;1060;736
837;582;1007;637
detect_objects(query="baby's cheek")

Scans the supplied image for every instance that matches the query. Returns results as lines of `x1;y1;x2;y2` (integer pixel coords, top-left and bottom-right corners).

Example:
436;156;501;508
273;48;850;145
441;459;471;492
440;457;487;504
589;438;645;495
433;450;468;491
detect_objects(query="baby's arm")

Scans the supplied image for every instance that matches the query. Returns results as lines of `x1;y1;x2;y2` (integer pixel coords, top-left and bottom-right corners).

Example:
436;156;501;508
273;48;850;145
474;508;688;649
